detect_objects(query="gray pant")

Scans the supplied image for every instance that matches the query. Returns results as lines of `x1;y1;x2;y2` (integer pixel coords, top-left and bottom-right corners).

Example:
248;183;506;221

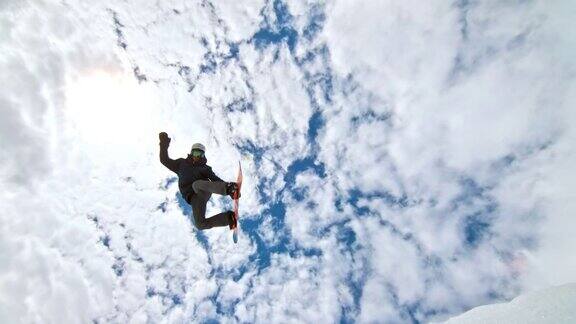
189;180;230;230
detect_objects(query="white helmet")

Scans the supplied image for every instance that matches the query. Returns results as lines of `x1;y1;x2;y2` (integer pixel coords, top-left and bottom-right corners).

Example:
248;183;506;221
191;143;206;153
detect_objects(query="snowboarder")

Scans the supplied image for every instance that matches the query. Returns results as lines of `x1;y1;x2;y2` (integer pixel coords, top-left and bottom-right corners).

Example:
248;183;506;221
159;132;240;230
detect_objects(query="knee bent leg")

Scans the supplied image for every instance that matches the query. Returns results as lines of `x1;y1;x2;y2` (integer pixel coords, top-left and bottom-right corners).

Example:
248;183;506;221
192;180;205;193
194;220;211;230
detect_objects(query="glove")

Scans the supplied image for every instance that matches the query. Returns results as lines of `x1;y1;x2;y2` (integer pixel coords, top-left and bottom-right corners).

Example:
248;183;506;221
159;132;171;147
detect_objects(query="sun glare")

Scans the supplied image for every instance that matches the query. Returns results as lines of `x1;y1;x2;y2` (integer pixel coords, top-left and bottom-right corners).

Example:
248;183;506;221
65;70;158;145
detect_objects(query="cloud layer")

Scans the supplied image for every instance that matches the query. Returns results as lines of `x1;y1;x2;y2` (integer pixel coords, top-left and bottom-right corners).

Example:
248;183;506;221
1;0;575;323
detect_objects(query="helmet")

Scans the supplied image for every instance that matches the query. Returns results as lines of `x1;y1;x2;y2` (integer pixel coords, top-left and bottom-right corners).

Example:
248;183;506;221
191;143;206;153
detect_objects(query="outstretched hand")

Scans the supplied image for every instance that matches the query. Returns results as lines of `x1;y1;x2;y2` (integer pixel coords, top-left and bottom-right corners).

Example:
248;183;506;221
159;132;171;147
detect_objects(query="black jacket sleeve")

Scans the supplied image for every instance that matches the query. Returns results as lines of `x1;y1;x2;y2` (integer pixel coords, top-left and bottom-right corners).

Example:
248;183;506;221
205;166;224;182
159;145;180;173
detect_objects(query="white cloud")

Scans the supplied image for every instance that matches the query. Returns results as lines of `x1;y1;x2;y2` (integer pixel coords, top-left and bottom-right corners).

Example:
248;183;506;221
1;0;575;323
211;0;266;42
321;0;576;321
237;253;343;323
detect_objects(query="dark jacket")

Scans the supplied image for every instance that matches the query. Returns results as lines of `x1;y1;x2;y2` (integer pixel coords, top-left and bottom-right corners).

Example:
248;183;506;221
160;144;224;202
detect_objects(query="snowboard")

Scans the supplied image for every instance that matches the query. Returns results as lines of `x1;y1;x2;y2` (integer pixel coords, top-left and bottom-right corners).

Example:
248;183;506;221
232;161;243;243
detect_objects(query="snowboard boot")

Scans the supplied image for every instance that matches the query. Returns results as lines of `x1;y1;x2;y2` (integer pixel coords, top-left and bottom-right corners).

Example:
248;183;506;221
226;210;237;230
225;182;241;198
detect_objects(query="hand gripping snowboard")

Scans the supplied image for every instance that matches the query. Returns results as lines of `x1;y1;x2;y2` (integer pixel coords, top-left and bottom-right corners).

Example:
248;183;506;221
232;162;243;243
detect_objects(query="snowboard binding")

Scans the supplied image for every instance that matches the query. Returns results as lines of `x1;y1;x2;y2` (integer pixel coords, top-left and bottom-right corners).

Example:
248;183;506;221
226;182;241;199
227;210;237;230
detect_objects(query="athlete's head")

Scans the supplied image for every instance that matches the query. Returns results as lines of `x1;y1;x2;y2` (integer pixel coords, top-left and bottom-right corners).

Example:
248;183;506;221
189;143;206;162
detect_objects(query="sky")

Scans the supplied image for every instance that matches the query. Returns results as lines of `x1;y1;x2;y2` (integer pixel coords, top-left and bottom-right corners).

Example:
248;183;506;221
0;0;575;323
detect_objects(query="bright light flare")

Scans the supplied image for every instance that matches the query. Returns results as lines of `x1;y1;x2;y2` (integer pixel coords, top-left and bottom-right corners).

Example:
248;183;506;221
65;70;158;146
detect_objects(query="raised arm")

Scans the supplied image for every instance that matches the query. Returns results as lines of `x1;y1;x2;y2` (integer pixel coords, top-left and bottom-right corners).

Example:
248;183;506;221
159;132;179;173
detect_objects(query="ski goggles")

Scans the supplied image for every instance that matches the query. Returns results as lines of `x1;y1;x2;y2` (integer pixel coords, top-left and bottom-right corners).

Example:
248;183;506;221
191;149;205;157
